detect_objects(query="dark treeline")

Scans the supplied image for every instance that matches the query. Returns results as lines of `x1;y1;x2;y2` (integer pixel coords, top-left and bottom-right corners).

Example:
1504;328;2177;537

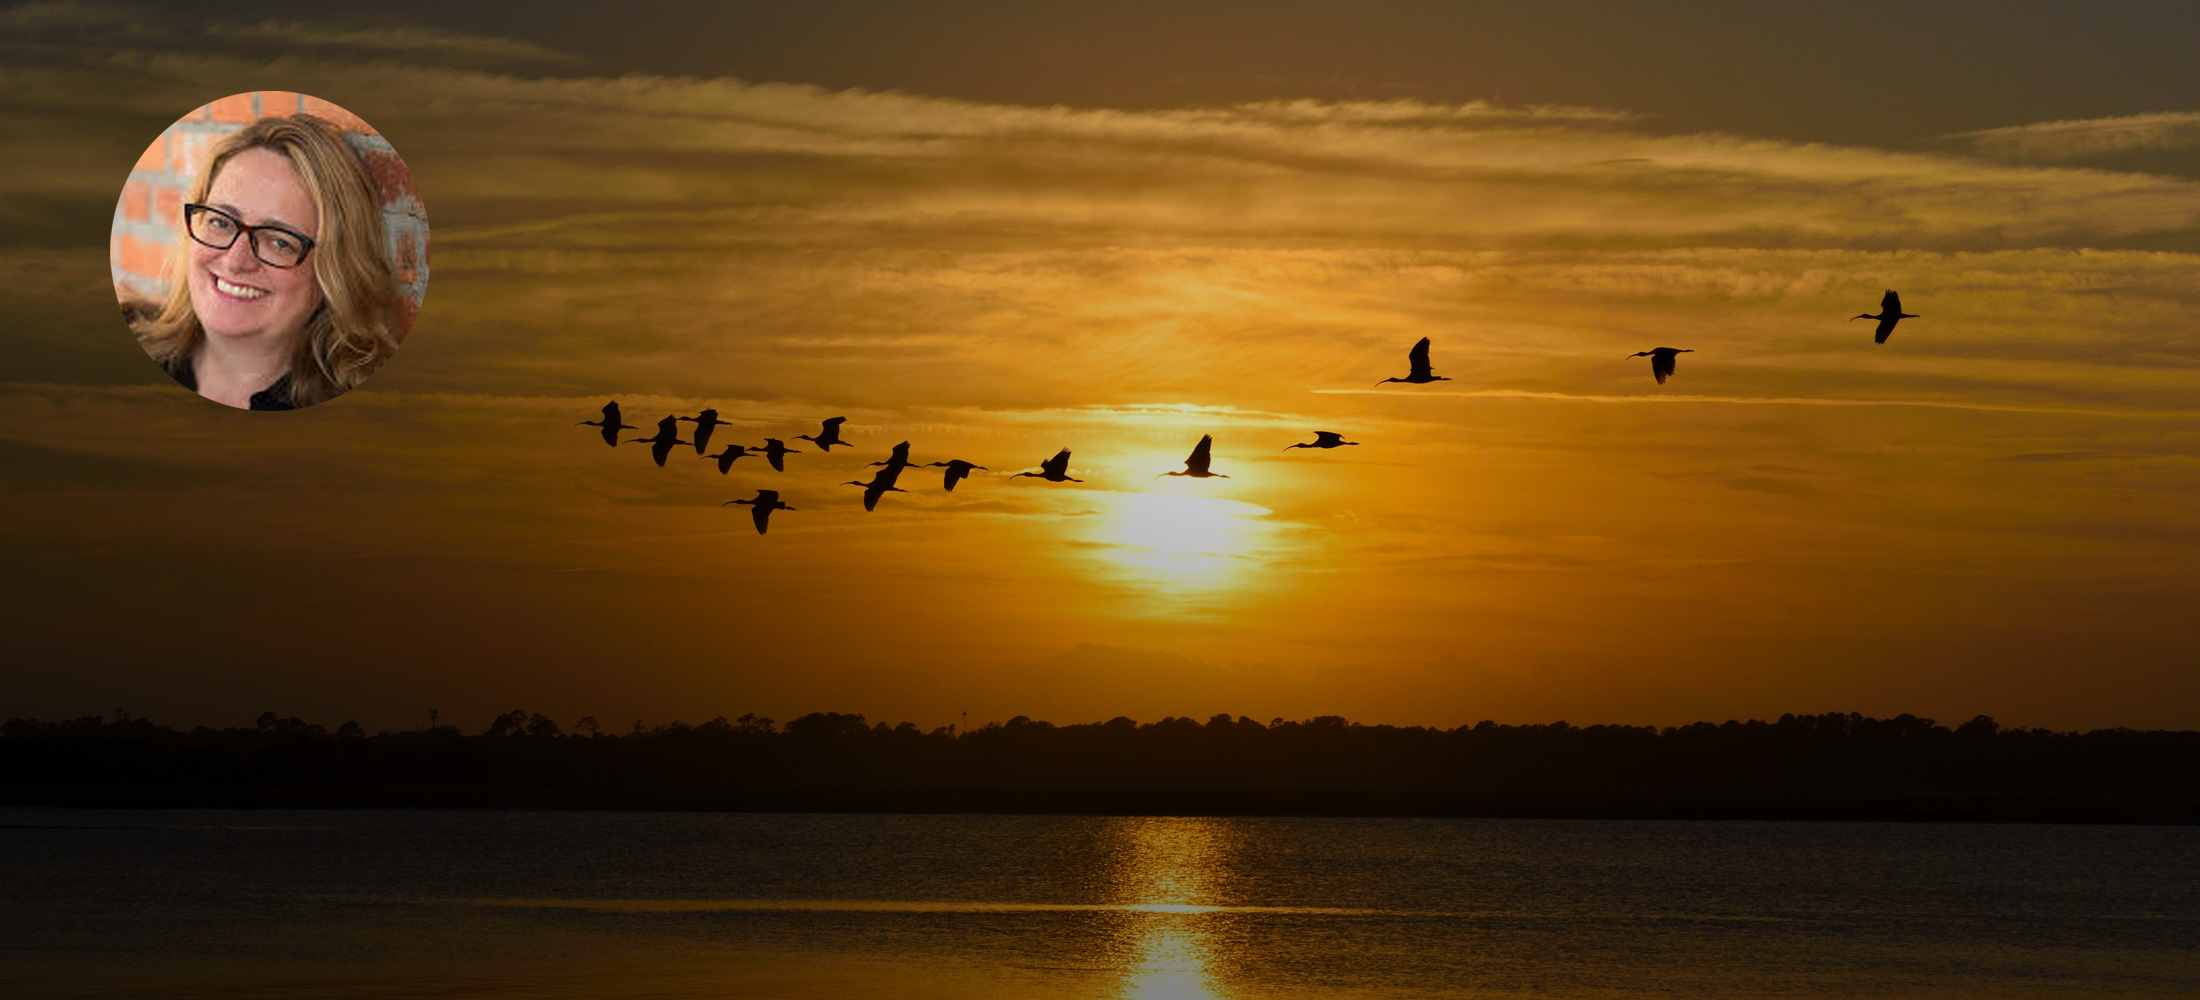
7;710;2200;820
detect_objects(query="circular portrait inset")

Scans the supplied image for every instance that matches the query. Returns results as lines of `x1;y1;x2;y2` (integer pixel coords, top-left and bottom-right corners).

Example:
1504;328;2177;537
112;92;427;411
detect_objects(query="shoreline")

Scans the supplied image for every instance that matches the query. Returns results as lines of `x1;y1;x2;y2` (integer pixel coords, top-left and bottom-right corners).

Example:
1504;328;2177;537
7;786;2197;823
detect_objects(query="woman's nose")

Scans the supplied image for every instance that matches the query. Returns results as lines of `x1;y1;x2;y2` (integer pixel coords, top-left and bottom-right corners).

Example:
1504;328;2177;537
222;236;262;271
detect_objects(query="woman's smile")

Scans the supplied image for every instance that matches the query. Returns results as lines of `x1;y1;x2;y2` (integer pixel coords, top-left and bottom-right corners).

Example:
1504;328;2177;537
210;274;270;301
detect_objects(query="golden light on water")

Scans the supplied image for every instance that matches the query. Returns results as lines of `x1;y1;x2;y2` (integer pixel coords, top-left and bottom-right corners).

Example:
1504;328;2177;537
1114;817;1232;999
1123;922;1221;1000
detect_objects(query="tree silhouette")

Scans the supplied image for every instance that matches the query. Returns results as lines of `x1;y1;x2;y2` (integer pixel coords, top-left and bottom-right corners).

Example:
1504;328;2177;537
3;709;2195;818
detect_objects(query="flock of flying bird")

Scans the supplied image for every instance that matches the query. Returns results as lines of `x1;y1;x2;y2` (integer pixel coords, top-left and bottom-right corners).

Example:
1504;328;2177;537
579;290;1919;534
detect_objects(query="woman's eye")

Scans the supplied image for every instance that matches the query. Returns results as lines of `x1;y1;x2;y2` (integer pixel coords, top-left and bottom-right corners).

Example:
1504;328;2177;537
269;235;298;255
205;215;235;233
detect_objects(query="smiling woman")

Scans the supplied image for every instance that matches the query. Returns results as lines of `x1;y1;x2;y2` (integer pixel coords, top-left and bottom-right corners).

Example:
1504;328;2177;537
114;94;428;410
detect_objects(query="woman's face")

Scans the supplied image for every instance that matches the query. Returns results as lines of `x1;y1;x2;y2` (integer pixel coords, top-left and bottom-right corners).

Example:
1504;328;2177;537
187;147;323;345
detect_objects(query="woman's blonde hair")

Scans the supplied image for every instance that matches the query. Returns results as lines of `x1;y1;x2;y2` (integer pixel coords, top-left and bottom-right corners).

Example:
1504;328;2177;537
132;114;398;407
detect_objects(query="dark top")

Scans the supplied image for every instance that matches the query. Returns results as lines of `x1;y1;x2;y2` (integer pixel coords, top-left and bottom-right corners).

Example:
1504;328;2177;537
166;357;296;411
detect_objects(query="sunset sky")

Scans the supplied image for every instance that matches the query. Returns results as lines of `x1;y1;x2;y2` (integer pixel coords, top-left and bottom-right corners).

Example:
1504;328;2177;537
5;1;2198;733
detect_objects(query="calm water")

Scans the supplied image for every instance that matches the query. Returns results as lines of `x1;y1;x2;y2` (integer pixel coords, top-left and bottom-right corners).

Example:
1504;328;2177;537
3;809;2197;998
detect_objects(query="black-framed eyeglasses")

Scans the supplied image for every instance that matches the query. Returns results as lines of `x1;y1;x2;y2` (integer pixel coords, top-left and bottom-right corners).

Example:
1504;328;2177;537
184;203;317;269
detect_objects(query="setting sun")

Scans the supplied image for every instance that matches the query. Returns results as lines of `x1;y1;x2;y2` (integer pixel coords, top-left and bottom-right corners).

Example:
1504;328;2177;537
1085;489;1279;599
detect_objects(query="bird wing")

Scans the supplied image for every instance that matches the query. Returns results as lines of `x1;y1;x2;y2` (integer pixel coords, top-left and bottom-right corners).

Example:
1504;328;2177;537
1408;337;1433;376
755;490;779;504
1187;434;1213;474
1315;431;1342;446
751;505;771;534
1876;318;1897;344
1652;352;1676;383
824;416;846;431
602;402;620;421
1043;449;1071;476
944;465;966;490
1882;289;1900;314
891;441;913;463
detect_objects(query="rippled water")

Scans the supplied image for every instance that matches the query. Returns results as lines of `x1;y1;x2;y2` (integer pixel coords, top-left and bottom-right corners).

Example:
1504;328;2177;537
4;809;2197;997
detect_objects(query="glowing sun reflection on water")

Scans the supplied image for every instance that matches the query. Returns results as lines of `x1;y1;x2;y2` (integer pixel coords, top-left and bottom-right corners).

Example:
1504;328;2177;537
1114;817;1232;999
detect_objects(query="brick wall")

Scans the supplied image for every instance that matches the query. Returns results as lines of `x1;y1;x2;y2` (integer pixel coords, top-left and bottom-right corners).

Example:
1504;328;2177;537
111;91;429;341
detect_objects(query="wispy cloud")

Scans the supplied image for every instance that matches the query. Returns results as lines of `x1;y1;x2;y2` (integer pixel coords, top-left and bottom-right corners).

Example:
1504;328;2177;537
0;0;140;32
204;20;581;65
0;3;577;68
1315;388;2200;418
384;72;2200;250
1951;111;2200;162
10;32;2199;250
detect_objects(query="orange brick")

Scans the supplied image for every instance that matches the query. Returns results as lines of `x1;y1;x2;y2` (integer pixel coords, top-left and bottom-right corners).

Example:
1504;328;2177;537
120;180;150;222
392;229;418;284
208;93;256;123
115;234;170;280
166;129;198;176
301;95;376;135
134;135;166;171
259;91;303;116
359;148;418;202
152;184;183;226
167;128;236;182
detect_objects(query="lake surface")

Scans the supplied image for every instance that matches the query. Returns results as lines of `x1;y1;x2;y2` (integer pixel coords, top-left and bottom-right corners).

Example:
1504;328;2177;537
4;809;2197;998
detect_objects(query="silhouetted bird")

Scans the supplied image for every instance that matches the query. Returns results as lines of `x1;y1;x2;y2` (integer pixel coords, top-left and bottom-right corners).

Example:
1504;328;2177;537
926;459;987;491
1854;289;1918;344
843;466;910;511
1158;434;1229;479
705;444;754;474
759;438;801;472
1012;449;1082;483
722;489;794;535
1285;431;1359;451
577;401;636;448
796;416;850;451
1627;347;1693;385
624;415;690;467
1377;337;1450;385
867;440;920;475
678;408;731;454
